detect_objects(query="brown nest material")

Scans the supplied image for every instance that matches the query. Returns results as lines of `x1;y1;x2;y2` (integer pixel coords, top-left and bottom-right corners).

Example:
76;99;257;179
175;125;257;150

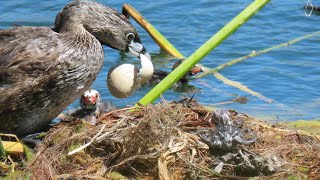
9;99;320;179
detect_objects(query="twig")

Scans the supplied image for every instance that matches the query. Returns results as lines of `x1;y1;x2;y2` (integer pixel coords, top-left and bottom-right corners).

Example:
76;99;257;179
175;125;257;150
252;121;320;139
213;72;273;103
96;117;130;142
176;152;220;177
122;4;185;59
0;162;9;173
99;106;141;121
108;153;158;171
196;31;320;79
197;79;235;96
7;155;15;173
0;137;6;158
67;124;106;156
208;97;248;107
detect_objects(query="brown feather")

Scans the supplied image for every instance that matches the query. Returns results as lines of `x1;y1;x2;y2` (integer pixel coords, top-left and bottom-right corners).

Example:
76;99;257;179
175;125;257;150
0;0;141;135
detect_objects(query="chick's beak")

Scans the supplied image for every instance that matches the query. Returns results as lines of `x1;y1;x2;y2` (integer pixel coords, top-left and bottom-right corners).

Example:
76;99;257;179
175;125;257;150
84;95;97;106
128;40;151;60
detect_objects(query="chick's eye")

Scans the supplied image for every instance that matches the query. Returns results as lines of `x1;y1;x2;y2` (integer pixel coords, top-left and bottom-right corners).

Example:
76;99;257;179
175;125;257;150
126;33;135;41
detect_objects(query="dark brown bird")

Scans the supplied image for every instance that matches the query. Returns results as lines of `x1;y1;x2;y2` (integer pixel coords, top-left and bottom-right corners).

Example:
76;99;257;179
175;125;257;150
0;0;149;135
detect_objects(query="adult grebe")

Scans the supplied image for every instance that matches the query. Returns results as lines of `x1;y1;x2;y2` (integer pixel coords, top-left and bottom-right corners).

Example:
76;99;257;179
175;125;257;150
0;0;150;135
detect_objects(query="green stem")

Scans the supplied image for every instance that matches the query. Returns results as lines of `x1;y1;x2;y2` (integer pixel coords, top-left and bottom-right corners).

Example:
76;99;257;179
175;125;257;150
196;31;320;79
0;137;6;158
138;0;270;106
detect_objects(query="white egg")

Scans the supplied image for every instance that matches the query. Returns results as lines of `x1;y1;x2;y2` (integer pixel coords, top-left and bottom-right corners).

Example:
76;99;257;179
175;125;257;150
106;54;153;99
107;64;139;98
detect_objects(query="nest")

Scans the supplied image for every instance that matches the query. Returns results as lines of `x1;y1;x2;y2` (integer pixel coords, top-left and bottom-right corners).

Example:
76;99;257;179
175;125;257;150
4;99;319;179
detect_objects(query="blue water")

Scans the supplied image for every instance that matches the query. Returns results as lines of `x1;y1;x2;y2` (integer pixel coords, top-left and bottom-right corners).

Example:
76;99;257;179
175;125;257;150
0;0;319;122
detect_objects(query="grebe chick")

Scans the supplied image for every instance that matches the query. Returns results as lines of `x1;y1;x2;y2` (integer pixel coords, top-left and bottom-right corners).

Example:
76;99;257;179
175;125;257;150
144;59;203;86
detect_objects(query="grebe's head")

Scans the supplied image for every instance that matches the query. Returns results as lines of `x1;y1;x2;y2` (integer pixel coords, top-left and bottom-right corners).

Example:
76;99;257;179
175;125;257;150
172;59;204;76
54;0;150;58
189;64;204;76
80;89;100;109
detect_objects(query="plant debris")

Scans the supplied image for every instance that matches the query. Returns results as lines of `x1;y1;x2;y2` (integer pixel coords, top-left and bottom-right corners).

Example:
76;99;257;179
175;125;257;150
1;99;319;179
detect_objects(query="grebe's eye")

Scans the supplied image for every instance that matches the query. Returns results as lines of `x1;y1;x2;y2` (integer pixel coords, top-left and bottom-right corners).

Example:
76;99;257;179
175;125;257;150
126;33;135;41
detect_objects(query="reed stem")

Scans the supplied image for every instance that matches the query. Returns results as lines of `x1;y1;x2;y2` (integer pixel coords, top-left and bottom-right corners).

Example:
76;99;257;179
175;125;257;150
138;0;270;106
122;4;185;59
196;31;320;79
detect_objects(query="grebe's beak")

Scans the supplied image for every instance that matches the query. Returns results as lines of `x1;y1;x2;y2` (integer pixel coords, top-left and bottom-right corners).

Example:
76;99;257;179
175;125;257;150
128;40;151;60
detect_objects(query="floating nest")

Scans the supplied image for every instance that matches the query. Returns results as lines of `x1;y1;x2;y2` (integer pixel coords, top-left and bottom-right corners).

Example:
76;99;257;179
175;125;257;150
2;99;320;179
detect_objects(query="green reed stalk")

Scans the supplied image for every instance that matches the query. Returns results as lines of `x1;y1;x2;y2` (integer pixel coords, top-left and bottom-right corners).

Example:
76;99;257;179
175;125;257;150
196;31;320;79
138;0;270;106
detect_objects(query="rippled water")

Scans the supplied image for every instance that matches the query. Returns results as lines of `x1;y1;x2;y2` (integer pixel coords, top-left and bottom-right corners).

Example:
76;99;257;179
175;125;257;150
1;0;319;121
